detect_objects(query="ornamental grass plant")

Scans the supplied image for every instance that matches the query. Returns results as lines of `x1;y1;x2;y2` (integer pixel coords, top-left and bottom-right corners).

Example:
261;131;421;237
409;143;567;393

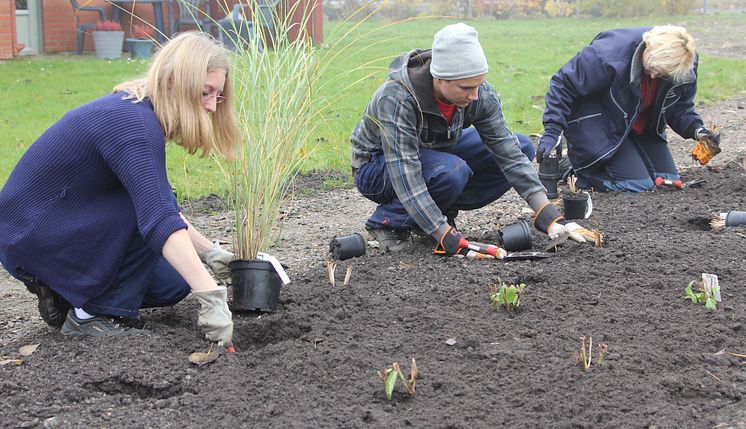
213;0;386;260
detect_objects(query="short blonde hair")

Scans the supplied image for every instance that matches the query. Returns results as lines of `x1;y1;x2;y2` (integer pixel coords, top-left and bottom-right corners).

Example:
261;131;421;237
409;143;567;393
642;25;696;82
114;32;240;159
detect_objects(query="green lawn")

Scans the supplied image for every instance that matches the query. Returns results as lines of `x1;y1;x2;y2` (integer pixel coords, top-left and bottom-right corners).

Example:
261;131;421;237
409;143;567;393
2;15;746;199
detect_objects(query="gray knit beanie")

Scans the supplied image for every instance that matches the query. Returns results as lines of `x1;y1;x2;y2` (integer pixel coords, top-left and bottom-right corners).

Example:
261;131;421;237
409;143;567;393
430;23;489;80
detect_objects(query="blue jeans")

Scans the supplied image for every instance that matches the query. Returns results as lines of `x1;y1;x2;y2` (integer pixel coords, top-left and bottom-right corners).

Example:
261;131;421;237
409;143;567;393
575;133;679;192
0;232;190;319
356;128;535;231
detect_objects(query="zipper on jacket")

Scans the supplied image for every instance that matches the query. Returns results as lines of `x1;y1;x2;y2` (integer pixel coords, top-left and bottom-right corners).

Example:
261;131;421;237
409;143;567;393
609;88;628;119
655;83;684;132
567;112;602;124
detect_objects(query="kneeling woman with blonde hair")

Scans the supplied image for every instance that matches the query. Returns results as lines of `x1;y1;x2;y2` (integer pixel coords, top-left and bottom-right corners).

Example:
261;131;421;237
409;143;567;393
537;25;720;192
0;32;240;342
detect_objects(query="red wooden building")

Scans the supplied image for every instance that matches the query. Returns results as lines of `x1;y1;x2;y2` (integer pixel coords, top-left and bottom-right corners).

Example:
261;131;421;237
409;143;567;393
0;0;322;59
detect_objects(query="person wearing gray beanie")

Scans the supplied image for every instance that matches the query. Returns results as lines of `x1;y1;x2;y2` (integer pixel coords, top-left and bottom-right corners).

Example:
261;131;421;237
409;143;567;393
349;23;592;256
430;22;489;81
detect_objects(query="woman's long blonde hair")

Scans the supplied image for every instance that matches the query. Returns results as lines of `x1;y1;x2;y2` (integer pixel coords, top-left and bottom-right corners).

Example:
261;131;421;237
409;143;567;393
114;32;240;159
642;25;696;83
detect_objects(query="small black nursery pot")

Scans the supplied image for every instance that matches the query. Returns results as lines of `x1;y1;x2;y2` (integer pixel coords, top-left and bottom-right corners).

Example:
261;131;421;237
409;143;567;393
330;233;366;261
230;259;282;312
538;155;561;199
562;192;593;220
497;220;532;252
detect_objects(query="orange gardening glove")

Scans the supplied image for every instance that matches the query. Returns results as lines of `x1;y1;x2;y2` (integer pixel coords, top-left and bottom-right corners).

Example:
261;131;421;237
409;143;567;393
433;226;466;256
691;127;721;166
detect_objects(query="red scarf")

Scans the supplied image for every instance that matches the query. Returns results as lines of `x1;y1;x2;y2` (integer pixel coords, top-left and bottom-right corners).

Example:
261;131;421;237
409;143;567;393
631;73;659;135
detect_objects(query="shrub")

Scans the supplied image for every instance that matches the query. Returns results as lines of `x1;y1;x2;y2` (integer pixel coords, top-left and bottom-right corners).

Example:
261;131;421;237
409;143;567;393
544;0;577;17
480;0;543;18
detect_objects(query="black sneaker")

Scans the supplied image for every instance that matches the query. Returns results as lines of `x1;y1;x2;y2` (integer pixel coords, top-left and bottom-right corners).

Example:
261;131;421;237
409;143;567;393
61;310;150;337
24;282;70;328
366;228;412;253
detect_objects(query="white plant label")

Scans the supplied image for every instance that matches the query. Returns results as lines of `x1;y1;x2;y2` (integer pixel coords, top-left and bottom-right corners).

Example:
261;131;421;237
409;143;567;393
257;252;291;285
701;273;721;302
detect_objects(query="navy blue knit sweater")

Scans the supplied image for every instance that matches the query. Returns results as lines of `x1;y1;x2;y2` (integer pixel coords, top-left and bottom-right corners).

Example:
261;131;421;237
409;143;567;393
0;92;187;307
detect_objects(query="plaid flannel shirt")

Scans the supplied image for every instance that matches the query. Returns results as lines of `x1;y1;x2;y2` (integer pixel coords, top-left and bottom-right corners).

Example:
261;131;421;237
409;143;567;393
350;49;543;235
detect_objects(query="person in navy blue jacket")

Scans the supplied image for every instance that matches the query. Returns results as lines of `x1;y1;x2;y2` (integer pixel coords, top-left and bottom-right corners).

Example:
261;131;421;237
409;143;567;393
537;25;720;192
0;32;240;342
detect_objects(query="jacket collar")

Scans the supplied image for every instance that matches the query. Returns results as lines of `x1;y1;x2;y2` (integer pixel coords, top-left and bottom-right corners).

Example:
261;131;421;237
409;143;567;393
388;49;442;116
629;41;646;85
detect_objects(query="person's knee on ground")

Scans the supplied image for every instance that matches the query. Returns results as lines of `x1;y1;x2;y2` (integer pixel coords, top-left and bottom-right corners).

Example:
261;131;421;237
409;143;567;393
577;172;655;193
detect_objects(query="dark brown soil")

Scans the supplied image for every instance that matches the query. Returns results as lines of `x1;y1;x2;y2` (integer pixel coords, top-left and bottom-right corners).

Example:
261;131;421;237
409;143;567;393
3;31;746;428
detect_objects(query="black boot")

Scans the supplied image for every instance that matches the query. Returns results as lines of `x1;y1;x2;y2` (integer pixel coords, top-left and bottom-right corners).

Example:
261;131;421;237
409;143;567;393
24;281;70;328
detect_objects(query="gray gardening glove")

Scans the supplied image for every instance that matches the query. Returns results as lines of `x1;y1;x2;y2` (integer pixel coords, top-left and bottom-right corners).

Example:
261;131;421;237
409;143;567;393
200;242;234;276
193;287;233;344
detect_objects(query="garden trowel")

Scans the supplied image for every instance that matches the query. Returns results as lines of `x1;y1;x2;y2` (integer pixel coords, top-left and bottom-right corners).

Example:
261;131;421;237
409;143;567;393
544;232;570;252
503;251;550;261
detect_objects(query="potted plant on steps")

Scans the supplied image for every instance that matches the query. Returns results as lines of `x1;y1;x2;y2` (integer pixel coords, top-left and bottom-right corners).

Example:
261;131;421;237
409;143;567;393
126;23;156;59
92;19;124;59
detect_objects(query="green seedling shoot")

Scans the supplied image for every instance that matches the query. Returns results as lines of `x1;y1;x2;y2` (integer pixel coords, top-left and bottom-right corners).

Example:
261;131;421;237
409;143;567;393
684;280;719;311
377;358;417;400
488;279;526;311
576;336;608;371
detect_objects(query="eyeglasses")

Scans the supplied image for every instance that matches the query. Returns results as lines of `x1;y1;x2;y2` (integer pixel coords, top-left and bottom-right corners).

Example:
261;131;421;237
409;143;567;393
202;90;225;104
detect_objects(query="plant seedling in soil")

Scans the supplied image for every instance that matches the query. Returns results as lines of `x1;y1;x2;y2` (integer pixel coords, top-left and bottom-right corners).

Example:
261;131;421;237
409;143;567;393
326;262;354;287
576;336;608;371
326;260;336;286
378;358;417;400
343;265;353;287
684;279;720;311
488;279;526;311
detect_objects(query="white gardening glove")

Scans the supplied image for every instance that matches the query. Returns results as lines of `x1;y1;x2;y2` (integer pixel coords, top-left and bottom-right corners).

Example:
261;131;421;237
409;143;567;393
547;222;587;243
200;242;234;276
193;287;233;344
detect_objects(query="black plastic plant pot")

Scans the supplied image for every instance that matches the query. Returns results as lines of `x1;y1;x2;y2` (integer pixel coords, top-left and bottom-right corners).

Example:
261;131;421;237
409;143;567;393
538;155;561;199
229;259;282;312
330;233;366;261
725;210;746;226
562;193;590;220
497;220;532;252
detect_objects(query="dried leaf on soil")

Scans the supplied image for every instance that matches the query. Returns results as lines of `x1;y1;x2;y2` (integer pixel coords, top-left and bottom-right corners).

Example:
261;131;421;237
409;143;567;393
19;344;40;356
189;350;220;366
